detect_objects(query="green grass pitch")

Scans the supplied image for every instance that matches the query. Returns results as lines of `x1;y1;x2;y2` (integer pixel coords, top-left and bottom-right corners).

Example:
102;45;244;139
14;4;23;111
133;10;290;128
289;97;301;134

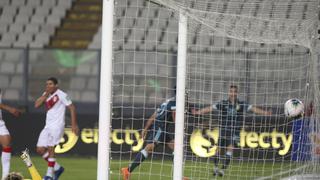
110;159;297;180
3;156;297;180
5;156;97;180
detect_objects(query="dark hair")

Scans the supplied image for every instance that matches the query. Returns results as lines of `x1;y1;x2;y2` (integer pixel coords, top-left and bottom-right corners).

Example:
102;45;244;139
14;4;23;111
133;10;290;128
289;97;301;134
47;77;58;85
4;172;23;180
229;85;238;89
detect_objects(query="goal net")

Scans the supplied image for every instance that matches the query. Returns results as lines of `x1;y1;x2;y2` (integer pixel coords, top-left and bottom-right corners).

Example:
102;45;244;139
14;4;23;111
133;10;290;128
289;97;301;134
109;0;320;179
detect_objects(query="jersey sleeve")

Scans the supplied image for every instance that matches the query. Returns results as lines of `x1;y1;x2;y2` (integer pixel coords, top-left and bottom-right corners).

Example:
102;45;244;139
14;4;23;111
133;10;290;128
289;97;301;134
212;101;222;110
157;103;167;116
243;102;253;112
60;93;72;106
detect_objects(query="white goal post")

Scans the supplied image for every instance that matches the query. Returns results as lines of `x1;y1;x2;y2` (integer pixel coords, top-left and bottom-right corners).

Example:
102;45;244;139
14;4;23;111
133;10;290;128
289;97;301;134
97;0;114;179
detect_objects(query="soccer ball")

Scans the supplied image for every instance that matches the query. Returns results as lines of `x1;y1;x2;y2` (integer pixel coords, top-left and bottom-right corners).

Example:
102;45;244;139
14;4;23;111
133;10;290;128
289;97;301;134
284;98;304;118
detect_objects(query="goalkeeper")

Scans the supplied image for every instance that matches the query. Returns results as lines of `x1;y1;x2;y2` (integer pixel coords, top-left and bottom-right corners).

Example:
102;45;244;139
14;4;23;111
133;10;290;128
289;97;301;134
192;85;271;176
121;88;188;180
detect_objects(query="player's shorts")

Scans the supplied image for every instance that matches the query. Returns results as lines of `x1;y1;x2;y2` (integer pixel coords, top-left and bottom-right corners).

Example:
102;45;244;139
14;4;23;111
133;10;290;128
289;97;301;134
218;129;240;148
37;127;64;147
0;120;10;136
145;123;174;145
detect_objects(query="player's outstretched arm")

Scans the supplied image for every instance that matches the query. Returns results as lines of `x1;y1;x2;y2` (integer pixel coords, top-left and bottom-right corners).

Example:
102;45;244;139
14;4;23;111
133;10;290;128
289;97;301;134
251;106;272;116
68;104;79;135
21;149;42;180
141;112;156;139
191;106;213;115
0;103;21;117
34;92;49;108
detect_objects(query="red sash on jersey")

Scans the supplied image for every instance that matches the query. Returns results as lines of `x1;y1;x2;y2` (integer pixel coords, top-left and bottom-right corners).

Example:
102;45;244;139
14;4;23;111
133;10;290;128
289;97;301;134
45;94;59;111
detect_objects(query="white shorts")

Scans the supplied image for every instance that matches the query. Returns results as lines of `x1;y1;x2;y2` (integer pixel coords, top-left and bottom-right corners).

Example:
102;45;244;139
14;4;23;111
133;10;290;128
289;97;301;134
37;127;64;147
0;120;10;136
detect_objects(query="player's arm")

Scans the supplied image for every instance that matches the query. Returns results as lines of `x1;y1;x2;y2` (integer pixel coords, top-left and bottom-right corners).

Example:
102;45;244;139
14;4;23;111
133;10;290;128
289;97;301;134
141;112;156;139
0;103;21;117
191;105;214;115
34;92;49;108
21;149;42;180
250;106;272;115
68;104;79;135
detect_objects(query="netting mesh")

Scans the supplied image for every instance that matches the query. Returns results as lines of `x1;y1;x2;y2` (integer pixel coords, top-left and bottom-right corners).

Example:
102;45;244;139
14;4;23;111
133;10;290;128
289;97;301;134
110;0;320;179
153;0;318;48
184;47;315;180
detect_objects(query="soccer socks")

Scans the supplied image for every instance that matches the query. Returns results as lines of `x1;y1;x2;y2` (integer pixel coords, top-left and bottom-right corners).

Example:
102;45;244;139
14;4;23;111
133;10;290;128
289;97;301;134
222;151;232;170
1;147;11;179
46;158;56;177
42;152;61;171
128;149;148;172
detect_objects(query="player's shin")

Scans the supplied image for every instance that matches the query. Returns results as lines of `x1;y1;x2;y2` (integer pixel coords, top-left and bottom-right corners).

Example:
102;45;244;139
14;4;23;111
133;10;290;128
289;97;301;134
1;147;11;179
222;151;232;170
42;152;62;171
128;149;148;172
212;154;220;167
46;158;56;177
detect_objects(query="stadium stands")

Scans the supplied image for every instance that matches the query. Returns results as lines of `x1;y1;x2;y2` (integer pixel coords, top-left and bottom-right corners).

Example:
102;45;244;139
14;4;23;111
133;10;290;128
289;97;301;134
0;0;318;105
0;0;72;48
0;0;316;51
49;0;101;49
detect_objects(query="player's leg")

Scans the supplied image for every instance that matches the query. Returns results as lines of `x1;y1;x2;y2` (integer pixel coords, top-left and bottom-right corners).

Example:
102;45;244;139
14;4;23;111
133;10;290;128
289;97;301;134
49;128;65;180
219;134;238;176
212;147;221;174
222;144;233;170
122;127;162;180
121;142;156;180
21;149;42;180
222;133;239;171
40;149;64;180
128;127;161;172
37;129;64;180
43;146;56;179
0;135;11;179
130;143;155;172
213;130;225;176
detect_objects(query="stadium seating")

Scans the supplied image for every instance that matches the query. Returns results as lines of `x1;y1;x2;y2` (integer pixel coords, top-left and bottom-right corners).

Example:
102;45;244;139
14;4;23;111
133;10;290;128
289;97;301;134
0;0;316;51
89;0;316;54
0;0;318;105
0;0;74;48
49;0;101;49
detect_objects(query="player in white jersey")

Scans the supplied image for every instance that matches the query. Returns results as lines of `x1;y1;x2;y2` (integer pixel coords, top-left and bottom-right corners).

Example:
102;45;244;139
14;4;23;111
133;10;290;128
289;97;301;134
0;89;21;179
34;77;79;180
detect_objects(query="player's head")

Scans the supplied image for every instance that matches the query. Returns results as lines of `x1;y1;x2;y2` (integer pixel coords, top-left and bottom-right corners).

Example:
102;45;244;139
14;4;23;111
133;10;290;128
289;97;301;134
4;172;24;180
46;77;59;94
228;85;238;102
